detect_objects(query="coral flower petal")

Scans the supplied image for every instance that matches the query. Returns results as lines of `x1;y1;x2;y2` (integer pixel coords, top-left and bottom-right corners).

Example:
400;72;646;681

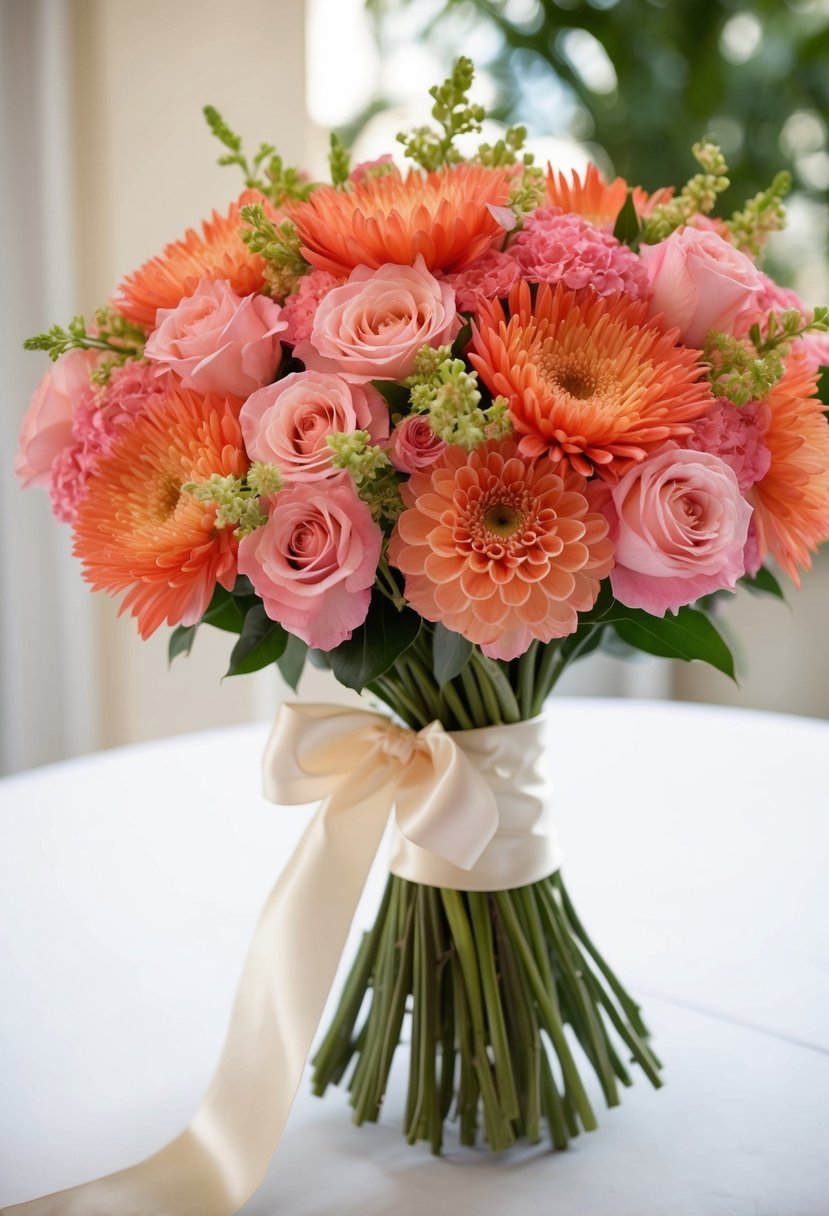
750;357;829;584
546;163;673;228
470;281;714;479
287;165;512;277
73;386;246;638
388;439;614;659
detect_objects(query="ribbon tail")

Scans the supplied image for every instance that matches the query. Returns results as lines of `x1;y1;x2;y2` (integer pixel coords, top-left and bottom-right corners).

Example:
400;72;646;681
1;784;392;1216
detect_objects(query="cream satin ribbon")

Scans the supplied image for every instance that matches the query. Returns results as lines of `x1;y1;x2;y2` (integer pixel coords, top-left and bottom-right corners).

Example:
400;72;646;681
2;704;557;1216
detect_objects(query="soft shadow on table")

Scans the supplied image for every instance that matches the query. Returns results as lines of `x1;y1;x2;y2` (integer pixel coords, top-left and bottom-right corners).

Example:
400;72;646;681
242;1000;829;1216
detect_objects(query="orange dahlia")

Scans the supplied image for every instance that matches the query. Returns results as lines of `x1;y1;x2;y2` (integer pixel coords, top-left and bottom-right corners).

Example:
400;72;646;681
546;163;672;228
73;386;246;638
388;439;614;660
286;164;512;277
469;281;714;478
114;190;270;330
749;357;829;585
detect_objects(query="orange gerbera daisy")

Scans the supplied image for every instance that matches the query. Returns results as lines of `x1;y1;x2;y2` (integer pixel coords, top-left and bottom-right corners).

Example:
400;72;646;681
546;163;672;228
73;386;246;638
469;281;713;478
114;190;270;330
749;357;829;585
388;439;614;661
286;164;512;277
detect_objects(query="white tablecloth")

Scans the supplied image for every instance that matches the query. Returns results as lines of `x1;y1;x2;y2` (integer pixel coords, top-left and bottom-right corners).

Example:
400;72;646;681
1;699;827;1215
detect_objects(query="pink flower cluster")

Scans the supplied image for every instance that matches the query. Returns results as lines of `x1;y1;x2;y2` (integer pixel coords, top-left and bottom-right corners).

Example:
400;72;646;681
444;207;649;313
510;207;651;299
46;360;166;522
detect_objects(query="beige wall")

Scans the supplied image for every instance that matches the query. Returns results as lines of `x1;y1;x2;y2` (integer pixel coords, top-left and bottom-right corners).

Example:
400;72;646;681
69;0;308;745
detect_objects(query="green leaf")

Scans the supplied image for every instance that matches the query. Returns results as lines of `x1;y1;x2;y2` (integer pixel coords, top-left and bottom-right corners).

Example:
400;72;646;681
203;105;242;153
612;605;736;679
370;379;410;415
277;633;308;692
432;623;473;686
740;566;785;600
225;605;288;677
231;574;257;598
451;317;473;356
169;624;197;664
559;619;606;667
308;648;331;670
612;189;641;249
327;593;421;691
201;586;247;633
817;365;829;407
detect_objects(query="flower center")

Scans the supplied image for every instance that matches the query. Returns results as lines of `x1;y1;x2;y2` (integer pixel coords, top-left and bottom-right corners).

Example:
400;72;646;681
153;473;182;521
484;502;524;537
556;366;597;399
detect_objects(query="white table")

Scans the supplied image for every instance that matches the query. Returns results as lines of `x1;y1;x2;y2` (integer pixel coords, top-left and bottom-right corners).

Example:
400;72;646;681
1;699;827;1215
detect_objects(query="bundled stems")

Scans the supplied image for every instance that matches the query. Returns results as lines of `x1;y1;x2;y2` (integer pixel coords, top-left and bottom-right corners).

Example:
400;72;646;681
312;872;662;1154
314;626;662;1152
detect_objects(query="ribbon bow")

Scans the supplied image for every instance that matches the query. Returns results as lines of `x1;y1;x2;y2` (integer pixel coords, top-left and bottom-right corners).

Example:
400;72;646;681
264;703;500;871
3;705;501;1216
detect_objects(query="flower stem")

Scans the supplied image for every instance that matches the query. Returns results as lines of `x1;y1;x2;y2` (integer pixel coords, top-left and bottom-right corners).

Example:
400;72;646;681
470;651;521;723
518;641;540;720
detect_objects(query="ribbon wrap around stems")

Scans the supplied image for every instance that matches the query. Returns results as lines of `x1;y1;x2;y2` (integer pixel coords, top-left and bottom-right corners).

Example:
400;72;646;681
2;704;559;1216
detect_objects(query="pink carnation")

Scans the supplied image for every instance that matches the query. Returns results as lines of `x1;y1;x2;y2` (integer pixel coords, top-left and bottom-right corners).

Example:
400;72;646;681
443;249;522;313
509;207;650;299
237;473;382;650
280;270;344;346
49;362;168;522
687;398;771;492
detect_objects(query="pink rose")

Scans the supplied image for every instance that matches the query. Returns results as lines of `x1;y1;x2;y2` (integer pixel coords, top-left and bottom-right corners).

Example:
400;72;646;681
144;277;286;399
240;371;389;481
15;349;98;488
607;447;753;615
237;473;382;649
639;227;764;348
387;416;447;473
295;256;459;382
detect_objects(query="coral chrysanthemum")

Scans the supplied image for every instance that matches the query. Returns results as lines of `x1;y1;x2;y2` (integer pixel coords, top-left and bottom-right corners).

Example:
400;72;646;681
749;357;829;584
73;386;246;638
114;190;269;330
388;439;614;660
545;163;672;229
469;281;714;478
287;164;512;277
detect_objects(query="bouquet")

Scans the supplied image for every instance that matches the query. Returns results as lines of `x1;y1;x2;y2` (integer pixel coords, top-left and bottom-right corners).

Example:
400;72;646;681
10;55;829;1216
